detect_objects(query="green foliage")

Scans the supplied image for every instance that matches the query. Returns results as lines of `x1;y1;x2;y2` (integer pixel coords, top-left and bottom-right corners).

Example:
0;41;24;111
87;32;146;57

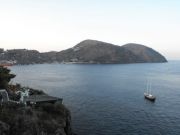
0;66;16;89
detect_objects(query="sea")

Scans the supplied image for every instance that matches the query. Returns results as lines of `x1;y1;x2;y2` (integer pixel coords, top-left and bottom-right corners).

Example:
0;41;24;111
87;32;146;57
10;61;180;135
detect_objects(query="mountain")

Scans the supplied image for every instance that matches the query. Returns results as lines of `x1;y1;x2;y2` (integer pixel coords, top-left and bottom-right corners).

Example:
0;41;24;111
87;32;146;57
56;40;167;63
122;43;167;63
0;40;167;64
56;40;139;63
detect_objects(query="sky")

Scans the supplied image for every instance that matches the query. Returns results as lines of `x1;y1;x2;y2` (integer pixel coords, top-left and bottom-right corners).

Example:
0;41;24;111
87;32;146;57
0;0;180;60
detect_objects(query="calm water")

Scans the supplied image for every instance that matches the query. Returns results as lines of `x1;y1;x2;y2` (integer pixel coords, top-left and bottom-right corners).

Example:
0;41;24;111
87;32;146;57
10;61;180;135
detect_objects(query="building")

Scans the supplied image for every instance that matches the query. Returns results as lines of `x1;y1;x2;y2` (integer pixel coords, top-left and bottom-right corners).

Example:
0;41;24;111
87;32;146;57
0;89;62;105
25;94;62;105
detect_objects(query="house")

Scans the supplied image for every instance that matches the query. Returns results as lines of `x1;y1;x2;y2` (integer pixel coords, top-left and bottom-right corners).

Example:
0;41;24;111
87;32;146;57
0;89;62;105
25;94;63;105
0;60;16;66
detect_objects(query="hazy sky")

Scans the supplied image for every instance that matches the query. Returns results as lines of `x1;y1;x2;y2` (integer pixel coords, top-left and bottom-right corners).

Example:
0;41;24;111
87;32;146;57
0;0;180;60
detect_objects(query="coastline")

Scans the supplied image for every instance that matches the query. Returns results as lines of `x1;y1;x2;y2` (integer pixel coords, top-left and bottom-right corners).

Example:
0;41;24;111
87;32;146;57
0;85;74;135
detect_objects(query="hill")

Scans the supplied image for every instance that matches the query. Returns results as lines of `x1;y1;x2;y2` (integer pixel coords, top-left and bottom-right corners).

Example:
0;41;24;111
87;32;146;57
0;40;167;64
56;40;167;63
122;43;167;63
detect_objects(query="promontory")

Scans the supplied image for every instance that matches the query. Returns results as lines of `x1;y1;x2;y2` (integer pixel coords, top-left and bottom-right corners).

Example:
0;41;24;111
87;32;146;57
0;40;167;64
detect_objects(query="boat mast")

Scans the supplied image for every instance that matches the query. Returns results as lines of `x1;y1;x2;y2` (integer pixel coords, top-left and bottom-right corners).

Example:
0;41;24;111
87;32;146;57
150;82;152;94
146;81;149;94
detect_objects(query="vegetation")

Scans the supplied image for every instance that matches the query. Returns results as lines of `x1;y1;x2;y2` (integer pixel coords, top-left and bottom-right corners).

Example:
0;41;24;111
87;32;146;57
0;102;72;135
0;66;16;89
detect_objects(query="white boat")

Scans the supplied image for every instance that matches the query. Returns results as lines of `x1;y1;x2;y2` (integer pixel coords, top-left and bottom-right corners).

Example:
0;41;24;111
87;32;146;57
144;82;156;101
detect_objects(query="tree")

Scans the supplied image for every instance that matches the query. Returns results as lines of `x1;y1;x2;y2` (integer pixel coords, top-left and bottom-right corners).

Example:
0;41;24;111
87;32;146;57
0;66;16;89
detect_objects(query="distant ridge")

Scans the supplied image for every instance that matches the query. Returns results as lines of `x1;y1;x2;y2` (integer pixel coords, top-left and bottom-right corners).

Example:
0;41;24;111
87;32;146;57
56;39;167;63
0;40;167;64
122;43;167;63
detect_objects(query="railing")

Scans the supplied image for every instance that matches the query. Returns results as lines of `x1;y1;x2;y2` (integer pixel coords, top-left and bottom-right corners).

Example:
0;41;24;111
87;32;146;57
0;90;20;104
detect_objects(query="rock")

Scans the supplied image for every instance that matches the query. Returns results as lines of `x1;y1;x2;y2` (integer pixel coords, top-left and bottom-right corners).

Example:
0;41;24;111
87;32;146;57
0;102;73;135
0;121;9;135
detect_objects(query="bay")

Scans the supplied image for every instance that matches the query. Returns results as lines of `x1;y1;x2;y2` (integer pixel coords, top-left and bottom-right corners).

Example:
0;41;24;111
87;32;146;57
10;61;180;135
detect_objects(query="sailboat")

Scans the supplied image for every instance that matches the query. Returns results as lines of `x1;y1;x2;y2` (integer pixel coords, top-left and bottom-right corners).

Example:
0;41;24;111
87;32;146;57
144;82;156;101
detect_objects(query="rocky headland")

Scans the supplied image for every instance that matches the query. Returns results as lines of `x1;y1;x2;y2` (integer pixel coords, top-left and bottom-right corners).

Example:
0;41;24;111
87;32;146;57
0;66;74;135
0;86;73;135
0;40;167;65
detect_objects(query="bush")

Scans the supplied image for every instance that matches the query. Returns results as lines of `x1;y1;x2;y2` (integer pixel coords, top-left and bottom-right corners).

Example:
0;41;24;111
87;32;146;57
0;66;15;89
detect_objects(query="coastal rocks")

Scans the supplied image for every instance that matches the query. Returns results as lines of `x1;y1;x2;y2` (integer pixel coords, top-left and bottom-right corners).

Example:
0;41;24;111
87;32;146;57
0;67;74;135
0;102;73;135
0;121;9;135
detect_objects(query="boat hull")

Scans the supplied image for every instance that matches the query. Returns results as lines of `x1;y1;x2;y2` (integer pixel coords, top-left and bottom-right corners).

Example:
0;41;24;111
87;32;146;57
144;93;156;102
144;95;156;101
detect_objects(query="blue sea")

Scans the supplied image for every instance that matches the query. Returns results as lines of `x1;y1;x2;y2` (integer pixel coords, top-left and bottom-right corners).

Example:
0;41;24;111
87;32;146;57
10;61;180;135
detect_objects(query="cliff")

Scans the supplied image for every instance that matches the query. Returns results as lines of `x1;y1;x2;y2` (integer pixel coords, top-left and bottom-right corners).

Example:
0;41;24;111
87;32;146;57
0;102;72;135
0;66;74;135
0;86;73;135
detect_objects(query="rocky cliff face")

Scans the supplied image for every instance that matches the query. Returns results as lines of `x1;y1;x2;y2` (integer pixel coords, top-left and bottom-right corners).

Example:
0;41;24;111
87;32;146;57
0;102;73;135
0;67;74;135
0;40;167;64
